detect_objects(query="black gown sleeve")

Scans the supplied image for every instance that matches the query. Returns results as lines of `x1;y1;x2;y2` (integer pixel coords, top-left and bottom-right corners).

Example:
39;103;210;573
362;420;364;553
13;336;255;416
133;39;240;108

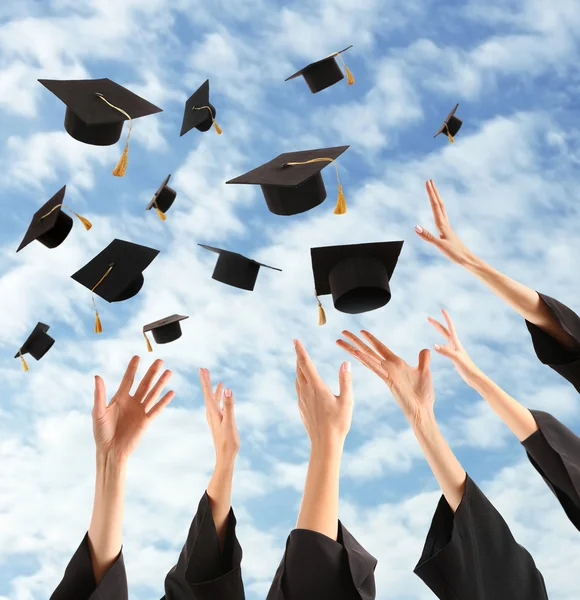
522;409;580;531
49;532;128;600
265;520;377;600
161;490;245;600
413;474;548;600
524;292;580;392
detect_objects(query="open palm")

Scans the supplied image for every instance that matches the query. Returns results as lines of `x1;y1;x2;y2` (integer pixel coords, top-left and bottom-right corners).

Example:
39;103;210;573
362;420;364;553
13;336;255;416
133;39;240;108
92;356;175;462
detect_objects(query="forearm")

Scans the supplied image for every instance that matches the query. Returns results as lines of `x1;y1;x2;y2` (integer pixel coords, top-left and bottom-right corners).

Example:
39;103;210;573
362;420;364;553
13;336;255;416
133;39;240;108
410;410;467;512
206;458;236;553
464;255;579;350
87;452;127;585
468;370;539;442
296;439;343;541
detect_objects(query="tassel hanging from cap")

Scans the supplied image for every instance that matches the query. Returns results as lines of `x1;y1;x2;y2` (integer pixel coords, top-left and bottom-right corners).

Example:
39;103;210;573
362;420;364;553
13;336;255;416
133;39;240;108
212;118;223;135
445;124;455;143
96;93;133;177
40;203;92;231
19;350;29;373
153;201;167;221
95;310;103;334
143;331;153;353
91;264;115;334
193;106;223;135
337;53;355;85
315;289;327;326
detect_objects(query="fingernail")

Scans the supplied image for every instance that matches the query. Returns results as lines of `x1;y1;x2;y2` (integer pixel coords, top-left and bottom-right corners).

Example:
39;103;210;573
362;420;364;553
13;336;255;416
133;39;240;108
224;388;232;397
345;361;351;372
415;225;423;233
434;344;441;351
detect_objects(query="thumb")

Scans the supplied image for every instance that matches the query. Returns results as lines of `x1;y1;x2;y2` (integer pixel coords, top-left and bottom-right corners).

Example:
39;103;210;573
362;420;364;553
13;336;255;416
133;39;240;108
222;388;235;418
433;344;457;360
415;225;441;246
93;376;107;418
418;349;431;371
338;361;352;399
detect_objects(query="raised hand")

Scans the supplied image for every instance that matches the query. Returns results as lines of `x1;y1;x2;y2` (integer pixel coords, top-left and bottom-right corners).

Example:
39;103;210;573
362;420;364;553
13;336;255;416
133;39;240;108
92;356;175;463
429;308;482;385
294;339;353;447
415;180;476;266
337;331;434;425
200;367;240;463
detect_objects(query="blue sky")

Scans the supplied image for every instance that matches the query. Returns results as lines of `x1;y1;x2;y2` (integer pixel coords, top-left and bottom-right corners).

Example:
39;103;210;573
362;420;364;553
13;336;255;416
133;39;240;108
1;1;580;599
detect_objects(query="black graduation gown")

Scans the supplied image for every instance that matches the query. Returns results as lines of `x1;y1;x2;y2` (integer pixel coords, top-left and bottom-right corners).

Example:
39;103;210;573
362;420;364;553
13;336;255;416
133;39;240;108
265;521;377;600
522;409;580;532
525;292;580;392
162;490;245;600
49;532;128;600
413;474;548;600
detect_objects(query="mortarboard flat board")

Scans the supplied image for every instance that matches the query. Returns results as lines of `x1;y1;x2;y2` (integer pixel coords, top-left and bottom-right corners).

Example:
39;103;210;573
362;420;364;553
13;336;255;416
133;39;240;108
146;174;176;220
434;103;462;143
285;46;355;93
226;146;350;216
16;185;92;252
15;322;55;372
142;314;189;351
311;241;404;324
198;244;282;291
180;79;222;136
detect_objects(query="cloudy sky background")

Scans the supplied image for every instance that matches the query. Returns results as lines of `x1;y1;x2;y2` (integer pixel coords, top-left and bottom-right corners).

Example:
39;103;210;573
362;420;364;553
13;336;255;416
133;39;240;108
1;0;580;598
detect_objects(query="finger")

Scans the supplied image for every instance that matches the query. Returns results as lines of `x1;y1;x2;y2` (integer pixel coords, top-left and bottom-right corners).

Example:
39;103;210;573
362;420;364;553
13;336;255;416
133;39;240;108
426;180;446;232
414;225;443;247
222;388;235;418
142;370;173;413
118;356;141;395
93;376;107;418
360;330;400;362
296;361;308;387
340;330;382;361
441;308;459;339
214;381;224;406
146;390;175;421
433;344;457;359
338;361;352;400
338;339;384;373
199;367;212;398
428;317;451;340
418;348;431;371
134;358;164;400
294;339;320;384
430;180;448;217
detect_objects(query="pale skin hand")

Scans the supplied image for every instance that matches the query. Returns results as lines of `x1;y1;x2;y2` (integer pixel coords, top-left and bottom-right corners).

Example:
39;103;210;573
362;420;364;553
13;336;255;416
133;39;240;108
294;339;352;541
200;367;240;553
429;309;539;442
416;179;580;352
337;332;466;512
89;356;175;585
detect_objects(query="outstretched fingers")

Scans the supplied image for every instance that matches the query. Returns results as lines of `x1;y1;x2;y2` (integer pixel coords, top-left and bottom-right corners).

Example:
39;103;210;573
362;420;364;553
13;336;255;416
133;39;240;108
360;330;400;363
134;359;163;400
426;180;447;232
142;369;173;413
428;316;451;341
146;390;176;421
119;355;141;396
294;339;320;385
93;375;107;418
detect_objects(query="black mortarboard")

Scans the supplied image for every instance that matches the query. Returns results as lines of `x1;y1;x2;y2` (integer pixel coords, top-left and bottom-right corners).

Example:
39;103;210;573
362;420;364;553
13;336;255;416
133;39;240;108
180;79;222;136
198;244;282;291
434;104;462;143
142;314;189;352
146;174;176;220
311;241;404;324
285;46;355;93
15;322;55;372
16;185;92;253
38;78;163;176
71;239;160;333
226;146;350;216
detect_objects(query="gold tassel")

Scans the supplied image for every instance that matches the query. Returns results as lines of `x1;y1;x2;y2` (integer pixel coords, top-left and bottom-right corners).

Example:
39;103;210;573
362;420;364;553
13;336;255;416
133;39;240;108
73;212;92;230
40;203;92;230
143;331;153;353
95;310;103;333
315;289;327;326
19;351;29;373
446;125;455;143
345;65;355;85
91;265;114;334
96;93;133;177
155;207;167;221
212;119;223;135
334;184;347;214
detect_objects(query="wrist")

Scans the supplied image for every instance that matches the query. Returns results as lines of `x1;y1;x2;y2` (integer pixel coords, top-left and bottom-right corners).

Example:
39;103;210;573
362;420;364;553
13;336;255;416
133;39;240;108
311;436;345;457
460;251;485;273
215;454;237;472
96;451;128;473
408;406;437;434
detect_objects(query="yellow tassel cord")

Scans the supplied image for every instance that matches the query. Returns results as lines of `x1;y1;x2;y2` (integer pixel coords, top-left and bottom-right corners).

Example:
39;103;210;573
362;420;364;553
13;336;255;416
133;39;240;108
445;124;455;144
143;331;153;352
40;203;92;230
96;93;133;176
153;200;167;221
314;289;327;326
91;264;114;334
193;105;222;135
19;350;29;373
284;157;347;215
336;53;355;85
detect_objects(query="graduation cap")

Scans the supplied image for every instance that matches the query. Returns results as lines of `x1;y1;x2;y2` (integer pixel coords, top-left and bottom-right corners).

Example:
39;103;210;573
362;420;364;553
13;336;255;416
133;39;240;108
14;322;55;372
226;146;350;216
198;244;282;291
434;104;462;143
71;239;160;333
16;185;92;253
38;78;163;176
146;174;176;221
311;241;404;325
285;46;355;93
180;80;222;136
142;314;189;352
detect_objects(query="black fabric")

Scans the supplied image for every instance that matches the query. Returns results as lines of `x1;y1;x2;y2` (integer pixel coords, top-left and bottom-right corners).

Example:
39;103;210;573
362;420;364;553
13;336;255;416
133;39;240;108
525;292;580;392
49;532;128;600
266;521;377;600
162;490;245;600
414;474;548;600
523;409;580;531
